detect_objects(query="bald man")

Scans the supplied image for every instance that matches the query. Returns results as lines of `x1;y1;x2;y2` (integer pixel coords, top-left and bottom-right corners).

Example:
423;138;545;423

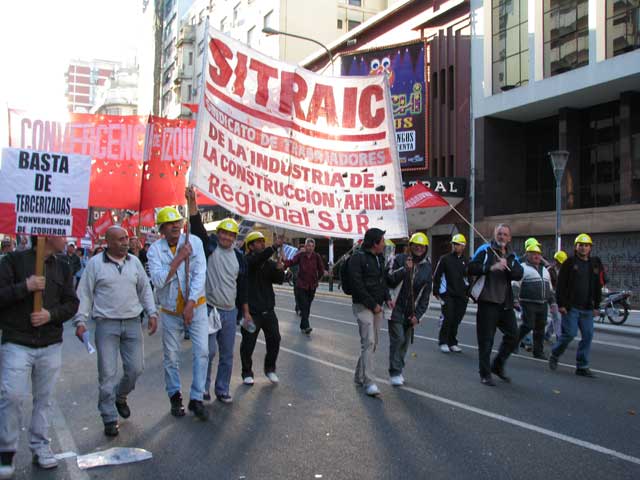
74;226;157;437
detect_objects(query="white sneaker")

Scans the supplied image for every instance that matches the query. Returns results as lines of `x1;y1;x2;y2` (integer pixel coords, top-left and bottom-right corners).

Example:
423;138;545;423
266;372;279;384
0;454;15;479
365;384;381;396
390;375;404;387
450;345;462;353
439;344;451;353
243;376;254;385
32;447;58;470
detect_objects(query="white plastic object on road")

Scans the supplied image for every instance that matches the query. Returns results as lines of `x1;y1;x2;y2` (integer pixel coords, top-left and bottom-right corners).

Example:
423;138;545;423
81;331;96;354
76;447;152;470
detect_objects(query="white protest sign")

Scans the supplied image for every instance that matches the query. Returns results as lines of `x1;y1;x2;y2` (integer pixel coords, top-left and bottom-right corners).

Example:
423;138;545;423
190;28;408;239
0;147;91;237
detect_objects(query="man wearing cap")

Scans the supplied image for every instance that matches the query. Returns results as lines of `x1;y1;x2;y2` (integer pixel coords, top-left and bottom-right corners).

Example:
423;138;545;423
239;232;285;385
512;242;556;360
545;251;567;342
433;233;469;353
284;238;325;335
0;238;14;259
549;234;602;377
349;228;392;396
73;226;158;437
186;188;249;404
385;232;432;386
147;207;209;420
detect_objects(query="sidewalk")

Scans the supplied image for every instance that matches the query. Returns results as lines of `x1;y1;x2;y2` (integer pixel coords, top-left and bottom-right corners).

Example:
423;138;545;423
276;282;640;338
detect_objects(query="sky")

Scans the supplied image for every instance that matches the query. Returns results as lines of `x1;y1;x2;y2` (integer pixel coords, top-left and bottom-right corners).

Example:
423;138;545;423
0;0;145;140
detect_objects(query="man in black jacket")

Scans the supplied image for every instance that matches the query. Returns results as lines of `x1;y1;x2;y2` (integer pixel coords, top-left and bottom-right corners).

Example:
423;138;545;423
0;236;79;477
468;224;523;386
433;233;469;353
350;228;392;397
549;234;602;377
239;232;285;385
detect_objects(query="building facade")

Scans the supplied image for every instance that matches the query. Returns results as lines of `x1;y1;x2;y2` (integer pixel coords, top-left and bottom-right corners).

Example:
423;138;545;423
65;59;122;113
471;0;640;302
92;65;140;116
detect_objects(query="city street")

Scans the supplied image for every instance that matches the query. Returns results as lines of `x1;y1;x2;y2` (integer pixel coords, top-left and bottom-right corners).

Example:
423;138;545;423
10;288;640;479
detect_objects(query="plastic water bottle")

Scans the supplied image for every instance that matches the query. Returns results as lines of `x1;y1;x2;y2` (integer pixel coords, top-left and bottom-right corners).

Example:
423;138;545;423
242;317;257;333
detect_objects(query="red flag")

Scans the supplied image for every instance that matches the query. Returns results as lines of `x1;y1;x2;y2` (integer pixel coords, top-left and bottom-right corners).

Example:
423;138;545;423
404;183;449;209
129;209;156;228
93;210;114;236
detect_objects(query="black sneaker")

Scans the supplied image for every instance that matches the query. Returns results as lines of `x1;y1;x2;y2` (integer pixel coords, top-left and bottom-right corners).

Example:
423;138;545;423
575;368;597;378
480;376;496;387
203;392;211;401
188;399;209;420
490;364;511;383
115;400;131;419
549;355;559;371
303;327;313;335
170;392;186;417
216;393;233;404
104;421;119;437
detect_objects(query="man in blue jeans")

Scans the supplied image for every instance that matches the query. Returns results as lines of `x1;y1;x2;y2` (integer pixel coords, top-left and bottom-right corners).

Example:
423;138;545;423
549;233;602;377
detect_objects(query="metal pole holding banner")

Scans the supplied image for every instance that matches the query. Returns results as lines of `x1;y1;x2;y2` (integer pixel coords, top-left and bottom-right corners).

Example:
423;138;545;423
328;237;334;292
33;237;46;312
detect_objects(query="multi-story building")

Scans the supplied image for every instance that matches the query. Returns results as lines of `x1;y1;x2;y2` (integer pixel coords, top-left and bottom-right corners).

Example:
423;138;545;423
91;65;140;116
471;0;640;302
65;59;122;113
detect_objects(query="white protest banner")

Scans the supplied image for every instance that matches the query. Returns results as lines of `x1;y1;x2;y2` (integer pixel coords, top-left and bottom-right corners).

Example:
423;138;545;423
0;147;91;237
190;29;408;239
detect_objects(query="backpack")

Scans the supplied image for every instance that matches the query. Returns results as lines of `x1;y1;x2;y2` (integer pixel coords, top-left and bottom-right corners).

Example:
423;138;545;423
339;255;353;295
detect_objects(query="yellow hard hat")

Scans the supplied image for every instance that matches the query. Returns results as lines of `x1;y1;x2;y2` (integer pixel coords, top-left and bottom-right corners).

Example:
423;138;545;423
451;233;466;245
554;250;568;264
384;239;395;247
245;231;265;245
574;233;592;245
524;237;541;250
156;207;183;225
217;217;239;234
525;243;542;254
409;232;429;246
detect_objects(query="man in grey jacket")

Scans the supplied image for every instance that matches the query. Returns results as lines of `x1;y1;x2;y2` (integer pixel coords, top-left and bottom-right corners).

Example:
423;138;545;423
74;226;158;437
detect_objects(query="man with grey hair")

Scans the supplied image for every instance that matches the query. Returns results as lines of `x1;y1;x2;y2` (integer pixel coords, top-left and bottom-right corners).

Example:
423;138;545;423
74;226;158;437
285;238;325;335
468;224;523;386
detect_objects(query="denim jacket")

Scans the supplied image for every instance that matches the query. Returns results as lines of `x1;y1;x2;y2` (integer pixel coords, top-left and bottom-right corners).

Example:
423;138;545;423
147;234;206;312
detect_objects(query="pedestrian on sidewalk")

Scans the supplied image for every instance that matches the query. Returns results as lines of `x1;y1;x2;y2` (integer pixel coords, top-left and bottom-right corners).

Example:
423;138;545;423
73;226;158;437
468;224;523;386
284;238;325;335
0;236;79;477
385;232;432;386
240;232;286;385
349;228;392;397
147;207;209;420
433;233;469;353
186;188;249;404
549;234;602;378
512;242;556;360
545;250;567;342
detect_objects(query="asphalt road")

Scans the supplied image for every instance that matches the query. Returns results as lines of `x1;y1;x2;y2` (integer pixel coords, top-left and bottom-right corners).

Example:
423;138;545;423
9;290;640;479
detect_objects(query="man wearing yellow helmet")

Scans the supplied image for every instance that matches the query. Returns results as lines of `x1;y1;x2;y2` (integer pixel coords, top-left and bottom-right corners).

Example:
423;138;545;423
147;206;209;420
186;188;250;404
549;234;602;378
385;232;432;386
433;233;469;353
544;251;567;342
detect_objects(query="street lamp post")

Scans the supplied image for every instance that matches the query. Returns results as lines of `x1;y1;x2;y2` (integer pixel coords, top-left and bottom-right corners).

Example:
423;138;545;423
549;150;569;252
261;27;334;75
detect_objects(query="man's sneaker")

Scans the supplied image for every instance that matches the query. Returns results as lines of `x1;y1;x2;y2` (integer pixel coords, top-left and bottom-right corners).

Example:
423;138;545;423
439;344;450;353
187;400;209;420
104;421;119;437
365;384;381;397
184;330;190;340
575;368;597;378
0;452;15;479
170;391;186;417
490;364;511;383
449;345;462;353
115;400;131;419
303;327;313;335
243;376;255;385
390;375;404;387
216;393;233;404
32;447;58;469
266;372;279;384
480;376;496;387
203;392;211;401
548;355;559;371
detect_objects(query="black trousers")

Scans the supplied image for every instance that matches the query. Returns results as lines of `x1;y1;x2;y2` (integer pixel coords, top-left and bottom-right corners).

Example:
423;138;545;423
295;287;316;330
518;302;548;356
438;295;468;346
240;310;281;377
476;302;518;378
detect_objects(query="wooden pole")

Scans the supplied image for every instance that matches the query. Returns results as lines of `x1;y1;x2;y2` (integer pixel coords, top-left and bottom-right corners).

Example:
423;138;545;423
33;237;45;312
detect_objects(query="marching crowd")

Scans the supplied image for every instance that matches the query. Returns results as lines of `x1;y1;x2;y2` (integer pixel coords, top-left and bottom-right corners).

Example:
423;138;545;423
0;190;605;478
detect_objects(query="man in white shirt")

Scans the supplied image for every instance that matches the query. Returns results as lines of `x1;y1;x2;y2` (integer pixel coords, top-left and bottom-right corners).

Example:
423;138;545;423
74;226;158;437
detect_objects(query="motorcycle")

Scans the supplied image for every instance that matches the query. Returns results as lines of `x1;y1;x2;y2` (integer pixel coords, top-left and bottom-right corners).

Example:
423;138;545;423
598;289;631;325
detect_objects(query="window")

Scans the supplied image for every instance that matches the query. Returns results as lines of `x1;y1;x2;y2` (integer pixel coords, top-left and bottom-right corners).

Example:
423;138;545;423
606;0;640;58
198;39;205;56
492;0;529;93
188;51;193;66
349;0;362;5
337;19;343;29
264;10;274;29
348;20;360;30
247;26;255;46
543;0;589;77
187;84;192;101
431;72;438;99
220;17;227;32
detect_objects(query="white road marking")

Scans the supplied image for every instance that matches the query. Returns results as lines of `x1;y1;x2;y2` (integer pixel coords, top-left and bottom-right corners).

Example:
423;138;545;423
50;402;91;480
